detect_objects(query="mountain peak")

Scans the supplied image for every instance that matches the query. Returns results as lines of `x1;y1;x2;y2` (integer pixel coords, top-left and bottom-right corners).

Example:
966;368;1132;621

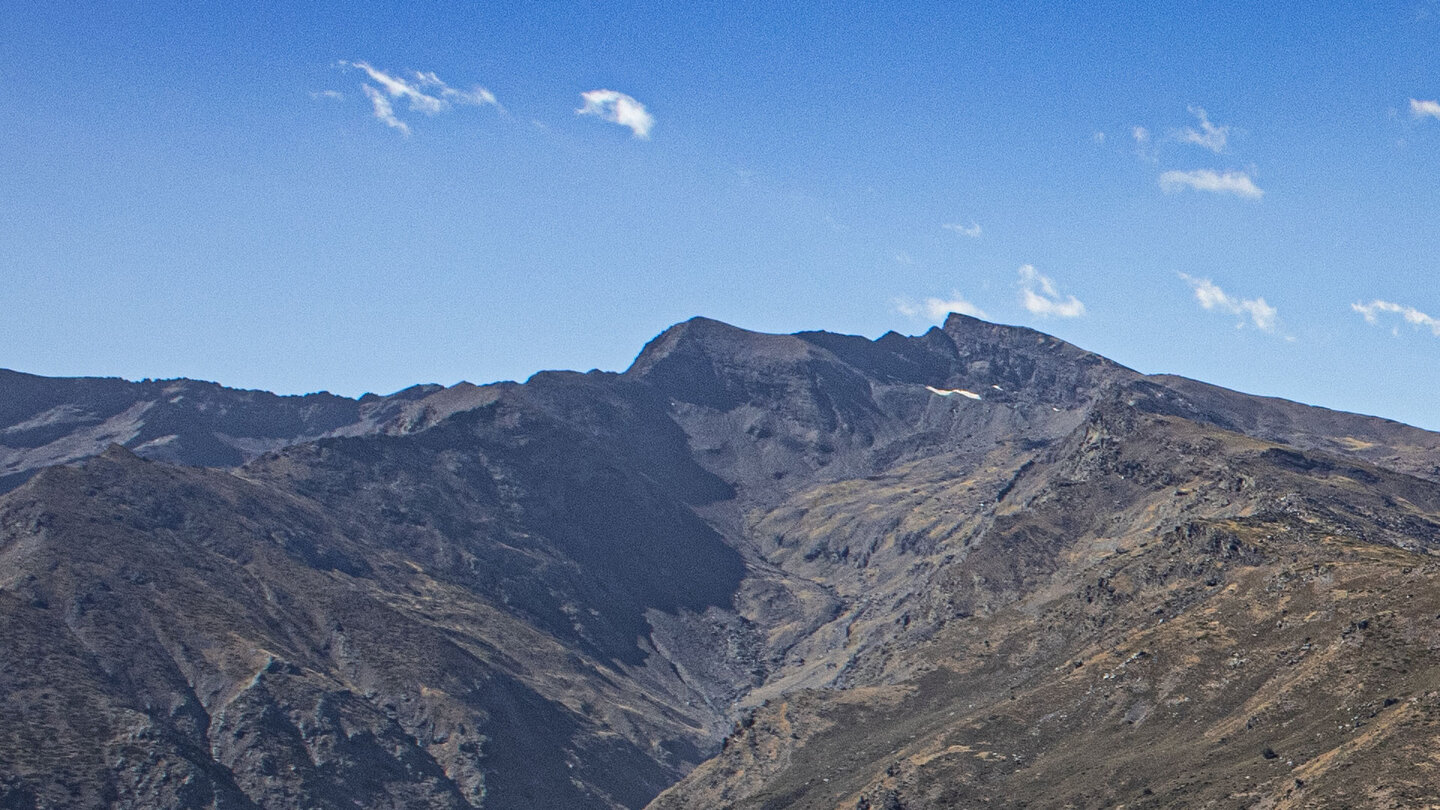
625;317;806;377
11;314;1440;807
98;442;141;461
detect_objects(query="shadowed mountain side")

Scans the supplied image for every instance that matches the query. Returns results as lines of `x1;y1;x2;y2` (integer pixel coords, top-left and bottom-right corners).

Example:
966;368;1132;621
0;447;725;809
242;386;746;668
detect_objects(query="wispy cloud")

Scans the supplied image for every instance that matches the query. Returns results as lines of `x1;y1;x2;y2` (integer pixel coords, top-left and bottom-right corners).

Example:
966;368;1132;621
895;293;987;321
311;90;345;101
1179;273;1277;331
1018;265;1085;318
414;70;498;107
1159;169;1263;200
1132;126;1158;162
1411;98;1440;120
576;90;654;139
340;61;499;134
361;84;409;135
942;221;982;238
1173;105;1229;152
1353;299;1440;336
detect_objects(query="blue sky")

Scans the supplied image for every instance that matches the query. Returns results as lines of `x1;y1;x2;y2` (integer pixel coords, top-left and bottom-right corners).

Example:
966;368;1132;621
4;2;1440;428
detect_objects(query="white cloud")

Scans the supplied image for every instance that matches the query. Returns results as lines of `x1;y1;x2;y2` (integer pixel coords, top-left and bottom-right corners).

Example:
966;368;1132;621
413;70;499;108
1158;169;1263;199
1131;126;1158;163
340;61;499;134
1352;299;1440;336
311;90;345;101
1179;273;1277;331
1092;131;1107;144
576;89;654;139
1017;265;1086;318
1411;98;1440;120
1174;105;1230;152
346;61;445;114
361;84;409;135
942;221;982;238
896;293;987;321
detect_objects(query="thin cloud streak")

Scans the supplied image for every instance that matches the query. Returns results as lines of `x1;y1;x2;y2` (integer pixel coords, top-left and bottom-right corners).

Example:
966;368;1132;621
1179;273;1277;331
362;84;409;135
1353;300;1440;336
942;222;982;238
895;293;987;321
1018;265;1085;318
414;70;498;107
576;90;654;138
1159;169;1263;199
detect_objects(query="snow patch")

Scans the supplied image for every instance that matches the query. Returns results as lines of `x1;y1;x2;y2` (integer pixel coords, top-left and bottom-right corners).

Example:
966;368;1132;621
926;386;982;400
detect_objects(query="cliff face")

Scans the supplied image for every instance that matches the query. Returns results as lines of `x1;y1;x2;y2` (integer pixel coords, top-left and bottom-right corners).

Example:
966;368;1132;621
5;314;1440;808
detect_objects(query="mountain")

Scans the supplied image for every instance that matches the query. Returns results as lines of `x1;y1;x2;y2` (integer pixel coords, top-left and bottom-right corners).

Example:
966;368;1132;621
4;314;1440;808
0;369;454;493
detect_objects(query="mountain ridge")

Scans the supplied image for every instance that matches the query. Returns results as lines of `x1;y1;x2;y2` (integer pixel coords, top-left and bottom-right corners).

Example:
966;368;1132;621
4;314;1440;808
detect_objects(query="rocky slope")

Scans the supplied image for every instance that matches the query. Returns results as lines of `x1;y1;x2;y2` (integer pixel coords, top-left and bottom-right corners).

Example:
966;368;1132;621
652;397;1440;808
4;314;1440;808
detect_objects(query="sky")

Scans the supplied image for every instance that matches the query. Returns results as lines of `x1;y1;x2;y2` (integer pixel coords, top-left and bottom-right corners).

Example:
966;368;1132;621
3;2;1440;428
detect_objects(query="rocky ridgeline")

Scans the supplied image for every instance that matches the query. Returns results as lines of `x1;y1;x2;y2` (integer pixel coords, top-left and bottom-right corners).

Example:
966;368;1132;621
4;314;1440;808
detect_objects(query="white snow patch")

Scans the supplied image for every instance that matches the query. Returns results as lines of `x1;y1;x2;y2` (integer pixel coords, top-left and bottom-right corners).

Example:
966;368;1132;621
132;435;180;452
926;386;982;400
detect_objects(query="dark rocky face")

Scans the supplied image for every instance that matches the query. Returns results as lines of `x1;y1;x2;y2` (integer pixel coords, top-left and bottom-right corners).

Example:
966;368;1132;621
5;315;1440;808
